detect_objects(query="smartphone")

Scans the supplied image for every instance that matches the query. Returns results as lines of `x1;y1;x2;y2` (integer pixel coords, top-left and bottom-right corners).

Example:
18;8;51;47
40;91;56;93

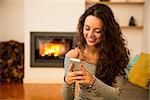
70;58;81;71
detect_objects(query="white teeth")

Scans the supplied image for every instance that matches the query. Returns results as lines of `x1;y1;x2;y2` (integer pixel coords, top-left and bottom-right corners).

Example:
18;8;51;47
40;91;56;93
88;38;95;41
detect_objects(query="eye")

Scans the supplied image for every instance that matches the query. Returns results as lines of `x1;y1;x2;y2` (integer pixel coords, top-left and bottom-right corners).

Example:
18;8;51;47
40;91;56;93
84;26;90;31
85;28;90;31
84;25;90;31
95;30;102;34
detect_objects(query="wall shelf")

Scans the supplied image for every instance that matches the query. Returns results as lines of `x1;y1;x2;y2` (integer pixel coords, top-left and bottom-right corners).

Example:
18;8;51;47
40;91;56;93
86;0;145;5
121;26;144;29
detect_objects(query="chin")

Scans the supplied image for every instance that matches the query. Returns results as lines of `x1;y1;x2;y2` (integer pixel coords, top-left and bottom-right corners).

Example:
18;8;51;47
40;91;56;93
87;42;96;46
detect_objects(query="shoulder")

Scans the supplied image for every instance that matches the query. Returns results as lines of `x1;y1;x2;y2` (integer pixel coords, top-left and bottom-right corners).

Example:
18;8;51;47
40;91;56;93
65;47;79;58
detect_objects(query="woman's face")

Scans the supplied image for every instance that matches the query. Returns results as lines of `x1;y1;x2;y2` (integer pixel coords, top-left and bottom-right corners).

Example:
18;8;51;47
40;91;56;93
83;15;103;47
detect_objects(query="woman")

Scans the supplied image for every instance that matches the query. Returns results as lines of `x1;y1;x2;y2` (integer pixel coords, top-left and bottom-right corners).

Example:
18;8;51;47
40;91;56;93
62;3;130;100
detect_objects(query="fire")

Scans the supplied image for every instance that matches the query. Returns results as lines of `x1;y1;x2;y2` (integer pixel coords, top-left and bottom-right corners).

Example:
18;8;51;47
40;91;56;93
39;42;66;57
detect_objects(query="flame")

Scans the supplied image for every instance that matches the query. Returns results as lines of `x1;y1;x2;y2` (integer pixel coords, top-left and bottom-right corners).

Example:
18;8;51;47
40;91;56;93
39;42;66;57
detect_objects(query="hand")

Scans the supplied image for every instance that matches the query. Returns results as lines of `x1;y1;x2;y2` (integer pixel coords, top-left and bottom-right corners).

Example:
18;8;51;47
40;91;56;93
65;64;95;85
65;63;81;85
74;65;95;85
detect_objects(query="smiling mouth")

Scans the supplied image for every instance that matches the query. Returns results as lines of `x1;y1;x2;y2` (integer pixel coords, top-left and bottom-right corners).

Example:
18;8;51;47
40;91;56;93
87;38;96;42
88;39;96;42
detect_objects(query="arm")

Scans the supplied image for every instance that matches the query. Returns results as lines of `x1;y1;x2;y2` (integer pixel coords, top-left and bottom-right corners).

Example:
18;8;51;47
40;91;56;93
91;77;121;100
70;56;121;100
61;57;75;100
61;48;79;100
62;81;75;100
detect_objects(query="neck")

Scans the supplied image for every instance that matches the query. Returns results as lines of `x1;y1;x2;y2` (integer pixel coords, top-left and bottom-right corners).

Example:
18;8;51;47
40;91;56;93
85;45;98;55
83;45;99;64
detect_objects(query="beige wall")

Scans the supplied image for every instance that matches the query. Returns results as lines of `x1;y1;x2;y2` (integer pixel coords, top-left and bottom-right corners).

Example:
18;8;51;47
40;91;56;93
143;0;150;53
0;0;24;42
148;1;150;52
0;1;3;40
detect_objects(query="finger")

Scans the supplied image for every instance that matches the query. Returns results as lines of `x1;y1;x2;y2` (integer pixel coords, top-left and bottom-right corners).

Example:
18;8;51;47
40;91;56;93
71;77;74;82
68;63;74;72
76;79;85;84
80;64;87;72
72;76;78;83
74;75;85;80
73;71;83;76
65;73;76;84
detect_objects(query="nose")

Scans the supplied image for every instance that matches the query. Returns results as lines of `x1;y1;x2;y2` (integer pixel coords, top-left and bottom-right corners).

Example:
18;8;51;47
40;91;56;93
88;30;95;38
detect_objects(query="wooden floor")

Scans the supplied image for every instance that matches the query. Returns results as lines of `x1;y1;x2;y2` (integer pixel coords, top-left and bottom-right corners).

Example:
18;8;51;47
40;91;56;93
0;84;63;100
0;80;149;100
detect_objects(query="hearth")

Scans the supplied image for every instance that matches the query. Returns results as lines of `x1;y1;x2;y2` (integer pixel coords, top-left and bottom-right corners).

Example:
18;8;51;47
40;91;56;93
30;32;76;67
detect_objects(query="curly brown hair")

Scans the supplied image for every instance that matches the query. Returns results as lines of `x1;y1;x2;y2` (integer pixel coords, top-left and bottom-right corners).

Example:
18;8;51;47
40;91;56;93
76;4;130;86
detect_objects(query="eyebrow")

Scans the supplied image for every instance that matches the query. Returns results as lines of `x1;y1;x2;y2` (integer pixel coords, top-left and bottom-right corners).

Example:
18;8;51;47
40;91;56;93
85;24;102;30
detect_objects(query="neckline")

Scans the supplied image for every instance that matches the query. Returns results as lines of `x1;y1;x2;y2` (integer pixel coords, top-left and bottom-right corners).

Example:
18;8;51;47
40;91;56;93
65;56;96;65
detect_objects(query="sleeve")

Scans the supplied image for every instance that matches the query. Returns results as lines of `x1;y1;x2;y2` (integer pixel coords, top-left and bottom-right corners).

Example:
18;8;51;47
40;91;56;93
61;56;75;100
91;77;121;100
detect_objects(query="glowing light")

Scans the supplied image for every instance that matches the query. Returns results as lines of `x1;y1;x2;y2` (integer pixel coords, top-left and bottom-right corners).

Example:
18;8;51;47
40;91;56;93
39;42;66;57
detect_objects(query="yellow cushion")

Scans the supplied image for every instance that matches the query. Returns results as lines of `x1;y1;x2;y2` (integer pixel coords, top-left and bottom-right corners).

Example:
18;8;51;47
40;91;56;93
128;52;150;89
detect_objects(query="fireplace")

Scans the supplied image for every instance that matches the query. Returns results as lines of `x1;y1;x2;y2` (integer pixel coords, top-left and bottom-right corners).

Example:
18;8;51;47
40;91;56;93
30;32;76;67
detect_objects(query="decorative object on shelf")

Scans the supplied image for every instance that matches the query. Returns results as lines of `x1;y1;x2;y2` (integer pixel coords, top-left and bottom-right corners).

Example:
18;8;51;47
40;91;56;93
99;0;110;2
129;16;136;26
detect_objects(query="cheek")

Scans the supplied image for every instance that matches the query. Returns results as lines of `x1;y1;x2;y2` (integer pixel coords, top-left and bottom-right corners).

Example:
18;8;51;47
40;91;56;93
97;35;102;41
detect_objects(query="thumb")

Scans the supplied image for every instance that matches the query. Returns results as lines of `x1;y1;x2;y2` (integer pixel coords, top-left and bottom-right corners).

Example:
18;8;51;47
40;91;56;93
68;63;73;72
80;64;86;72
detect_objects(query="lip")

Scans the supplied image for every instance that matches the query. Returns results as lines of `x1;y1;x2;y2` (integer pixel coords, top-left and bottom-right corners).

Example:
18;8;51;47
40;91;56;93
87;39;96;43
87;38;96;42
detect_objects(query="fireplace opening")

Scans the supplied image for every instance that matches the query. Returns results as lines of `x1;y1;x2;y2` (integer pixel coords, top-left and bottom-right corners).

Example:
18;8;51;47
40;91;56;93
31;32;76;67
